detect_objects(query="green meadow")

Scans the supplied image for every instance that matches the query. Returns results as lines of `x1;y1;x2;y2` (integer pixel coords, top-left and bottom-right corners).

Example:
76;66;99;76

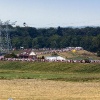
0;61;100;82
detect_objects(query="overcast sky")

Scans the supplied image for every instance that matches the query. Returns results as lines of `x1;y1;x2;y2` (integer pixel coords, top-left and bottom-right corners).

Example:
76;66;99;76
0;0;100;27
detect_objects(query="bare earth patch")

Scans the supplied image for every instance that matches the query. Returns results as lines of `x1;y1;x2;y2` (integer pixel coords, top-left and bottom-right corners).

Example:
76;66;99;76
0;79;100;100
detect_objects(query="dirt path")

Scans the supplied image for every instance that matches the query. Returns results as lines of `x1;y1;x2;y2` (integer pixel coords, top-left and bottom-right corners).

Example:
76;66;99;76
0;79;100;100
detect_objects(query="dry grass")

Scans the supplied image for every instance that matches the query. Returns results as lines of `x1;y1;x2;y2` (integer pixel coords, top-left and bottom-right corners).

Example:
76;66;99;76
0;79;100;100
37;50;100;60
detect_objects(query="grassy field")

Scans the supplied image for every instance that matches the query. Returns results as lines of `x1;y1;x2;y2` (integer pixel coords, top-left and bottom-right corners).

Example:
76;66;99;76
0;61;100;81
0;61;100;100
1;79;100;100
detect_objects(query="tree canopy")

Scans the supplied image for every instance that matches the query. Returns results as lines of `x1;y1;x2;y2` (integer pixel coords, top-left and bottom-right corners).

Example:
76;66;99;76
9;26;100;52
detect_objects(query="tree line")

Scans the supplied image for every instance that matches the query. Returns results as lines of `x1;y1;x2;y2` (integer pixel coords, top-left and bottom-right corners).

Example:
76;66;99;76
9;26;100;52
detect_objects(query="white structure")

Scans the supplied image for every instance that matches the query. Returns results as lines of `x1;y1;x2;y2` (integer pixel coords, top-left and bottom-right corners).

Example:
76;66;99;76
29;51;36;56
45;56;66;61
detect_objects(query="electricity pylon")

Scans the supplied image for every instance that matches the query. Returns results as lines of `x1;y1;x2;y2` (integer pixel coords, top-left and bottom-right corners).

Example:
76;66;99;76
0;20;17;54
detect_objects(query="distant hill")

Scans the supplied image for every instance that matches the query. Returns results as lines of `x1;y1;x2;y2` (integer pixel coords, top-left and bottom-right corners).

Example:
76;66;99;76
37;50;100;60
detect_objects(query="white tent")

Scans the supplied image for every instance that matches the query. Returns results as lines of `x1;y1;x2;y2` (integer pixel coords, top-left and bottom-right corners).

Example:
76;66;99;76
45;56;66;61
29;51;36;56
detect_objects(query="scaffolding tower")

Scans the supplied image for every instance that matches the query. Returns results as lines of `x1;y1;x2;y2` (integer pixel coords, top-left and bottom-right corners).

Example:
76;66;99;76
0;20;16;54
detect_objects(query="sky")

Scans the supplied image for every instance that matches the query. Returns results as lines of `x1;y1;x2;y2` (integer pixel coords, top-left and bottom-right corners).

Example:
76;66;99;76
0;0;100;27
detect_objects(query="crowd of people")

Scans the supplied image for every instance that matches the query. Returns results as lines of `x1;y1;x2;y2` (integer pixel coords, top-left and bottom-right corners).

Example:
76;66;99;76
0;47;100;63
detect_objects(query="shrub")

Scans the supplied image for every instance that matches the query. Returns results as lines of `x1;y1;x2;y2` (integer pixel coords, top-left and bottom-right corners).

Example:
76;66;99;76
97;50;100;57
4;53;17;58
84;59;90;63
51;52;58;56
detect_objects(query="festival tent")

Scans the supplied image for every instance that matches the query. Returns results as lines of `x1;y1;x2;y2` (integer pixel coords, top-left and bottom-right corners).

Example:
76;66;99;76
45;56;66;61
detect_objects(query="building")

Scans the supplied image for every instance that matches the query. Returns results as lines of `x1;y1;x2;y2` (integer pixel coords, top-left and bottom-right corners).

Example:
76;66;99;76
18;50;37;59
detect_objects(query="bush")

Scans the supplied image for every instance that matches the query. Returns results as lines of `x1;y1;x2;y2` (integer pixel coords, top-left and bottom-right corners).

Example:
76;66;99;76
4;53;18;58
51;52;58;56
84;59;90;63
97;50;100;57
